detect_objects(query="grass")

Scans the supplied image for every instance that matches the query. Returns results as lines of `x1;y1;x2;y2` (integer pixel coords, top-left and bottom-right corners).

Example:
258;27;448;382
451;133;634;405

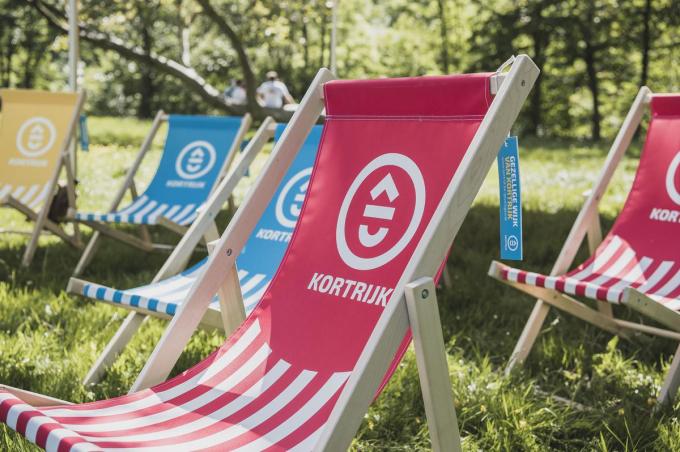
1;117;680;450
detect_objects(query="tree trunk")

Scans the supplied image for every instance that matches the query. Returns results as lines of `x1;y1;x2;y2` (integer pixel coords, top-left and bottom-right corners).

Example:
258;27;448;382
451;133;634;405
138;7;154;118
436;0;449;73
582;39;601;141
639;0;652;87
581;7;601;141
528;6;547;137
1;27;15;87
302;21;309;70
20;27;36;88
194;0;259;112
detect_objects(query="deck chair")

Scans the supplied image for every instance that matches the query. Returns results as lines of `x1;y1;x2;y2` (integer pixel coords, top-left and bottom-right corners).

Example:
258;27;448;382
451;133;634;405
67;123;323;386
489;87;680;405
70;112;252;276
0;89;86;266
0;57;538;451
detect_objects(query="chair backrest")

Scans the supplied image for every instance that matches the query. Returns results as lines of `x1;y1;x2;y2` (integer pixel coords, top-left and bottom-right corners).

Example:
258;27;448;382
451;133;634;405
236;123;322;311
139;115;244;207
225;73;493;394
606;95;680;266
0;89;79;207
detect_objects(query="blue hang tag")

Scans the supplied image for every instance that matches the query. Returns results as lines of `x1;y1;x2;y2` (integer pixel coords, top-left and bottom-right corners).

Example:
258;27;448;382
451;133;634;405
497;136;523;260
79;114;90;152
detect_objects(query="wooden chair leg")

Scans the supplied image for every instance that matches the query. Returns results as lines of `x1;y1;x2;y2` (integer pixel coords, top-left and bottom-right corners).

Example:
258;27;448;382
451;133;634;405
441;265;453;290
585;212;613;318
73;230;102;277
506;299;551;374
83;311;147;386
405;277;461;452
22;201;51;267
659;344;680;406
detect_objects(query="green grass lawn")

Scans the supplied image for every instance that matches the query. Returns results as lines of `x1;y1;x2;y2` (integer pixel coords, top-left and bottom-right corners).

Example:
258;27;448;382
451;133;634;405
1;117;679;450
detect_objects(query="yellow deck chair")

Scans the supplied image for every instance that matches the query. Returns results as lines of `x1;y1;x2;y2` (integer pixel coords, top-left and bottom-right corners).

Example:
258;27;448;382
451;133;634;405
0;89;86;266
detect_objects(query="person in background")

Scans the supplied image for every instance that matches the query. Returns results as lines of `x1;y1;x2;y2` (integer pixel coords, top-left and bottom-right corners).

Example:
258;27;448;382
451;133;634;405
257;71;295;109
224;79;247;106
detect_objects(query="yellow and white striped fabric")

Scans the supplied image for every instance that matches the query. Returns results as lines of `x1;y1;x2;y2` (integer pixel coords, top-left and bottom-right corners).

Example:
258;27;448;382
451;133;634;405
0;89;79;211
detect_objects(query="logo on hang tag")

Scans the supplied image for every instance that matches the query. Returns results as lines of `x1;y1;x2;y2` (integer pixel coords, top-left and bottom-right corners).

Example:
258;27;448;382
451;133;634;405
336;153;425;270
175;140;217;180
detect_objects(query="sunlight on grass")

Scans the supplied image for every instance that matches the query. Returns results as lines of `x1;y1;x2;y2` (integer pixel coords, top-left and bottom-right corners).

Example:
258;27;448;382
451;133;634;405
2;117;680;450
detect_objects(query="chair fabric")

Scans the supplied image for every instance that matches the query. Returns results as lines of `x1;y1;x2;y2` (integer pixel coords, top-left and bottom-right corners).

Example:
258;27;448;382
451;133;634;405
496;95;680;310
0;89;79;210
75;115;243;226
76;124;323;317
0;73;493;451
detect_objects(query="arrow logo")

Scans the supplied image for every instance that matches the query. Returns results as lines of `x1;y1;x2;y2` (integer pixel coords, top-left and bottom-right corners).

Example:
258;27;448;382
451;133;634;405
359;174;399;247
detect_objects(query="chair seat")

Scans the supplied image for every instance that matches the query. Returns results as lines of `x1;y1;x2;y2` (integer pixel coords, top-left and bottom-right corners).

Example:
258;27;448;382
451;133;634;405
76;259;269;319
74;195;200;226
0;183;50;210
0;319;349;451
496;235;680;310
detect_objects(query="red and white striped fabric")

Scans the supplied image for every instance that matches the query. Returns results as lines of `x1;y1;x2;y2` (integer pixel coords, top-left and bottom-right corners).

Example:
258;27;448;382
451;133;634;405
0;73;494;451
497;94;680;311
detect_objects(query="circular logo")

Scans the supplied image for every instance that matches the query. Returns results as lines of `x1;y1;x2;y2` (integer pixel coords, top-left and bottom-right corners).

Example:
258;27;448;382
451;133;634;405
275;168;312;228
336;153;425;271
16;117;56;158
666;151;680;206
506;235;519;251
175;141;217;180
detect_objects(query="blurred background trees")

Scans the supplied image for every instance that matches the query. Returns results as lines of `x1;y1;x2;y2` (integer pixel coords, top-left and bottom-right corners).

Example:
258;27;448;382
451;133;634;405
1;0;678;139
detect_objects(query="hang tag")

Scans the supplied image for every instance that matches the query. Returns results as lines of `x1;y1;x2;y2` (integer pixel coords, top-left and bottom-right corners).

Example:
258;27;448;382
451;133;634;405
79;114;90;152
497;136;522;260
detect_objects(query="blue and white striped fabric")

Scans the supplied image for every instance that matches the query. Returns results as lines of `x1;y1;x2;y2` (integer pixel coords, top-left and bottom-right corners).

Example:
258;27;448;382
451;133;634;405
75;115;244;226
78;124;323;318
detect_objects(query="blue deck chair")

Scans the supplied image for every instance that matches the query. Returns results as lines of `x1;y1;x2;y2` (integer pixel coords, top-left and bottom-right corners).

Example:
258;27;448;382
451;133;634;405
70;112;252;275
67;123;323;385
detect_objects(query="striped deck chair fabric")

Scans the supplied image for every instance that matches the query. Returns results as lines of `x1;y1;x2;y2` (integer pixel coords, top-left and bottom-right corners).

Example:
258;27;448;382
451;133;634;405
494;94;680;310
0;70;520;450
0;89;79;211
75;115;243;227
75;124;323;320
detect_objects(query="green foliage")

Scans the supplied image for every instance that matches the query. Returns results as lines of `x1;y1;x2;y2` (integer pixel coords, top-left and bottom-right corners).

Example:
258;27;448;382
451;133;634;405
2;118;680;449
2;0;678;136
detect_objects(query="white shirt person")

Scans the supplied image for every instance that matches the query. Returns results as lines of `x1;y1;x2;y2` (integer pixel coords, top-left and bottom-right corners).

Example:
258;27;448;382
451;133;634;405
257;71;295;109
225;80;247;106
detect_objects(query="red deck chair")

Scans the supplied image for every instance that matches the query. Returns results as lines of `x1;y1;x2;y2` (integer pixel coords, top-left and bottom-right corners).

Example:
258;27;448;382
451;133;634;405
489;87;680;405
0;57;538;451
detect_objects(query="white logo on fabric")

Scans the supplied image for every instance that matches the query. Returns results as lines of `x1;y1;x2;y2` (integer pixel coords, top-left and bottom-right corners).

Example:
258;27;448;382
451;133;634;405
16;117;56;158
275;168;312;228
336;153;425;270
175;141;217;180
505;235;519;251
666;152;680;205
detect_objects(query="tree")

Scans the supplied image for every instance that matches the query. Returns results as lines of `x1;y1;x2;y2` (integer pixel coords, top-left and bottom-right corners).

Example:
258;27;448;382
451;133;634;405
25;0;295;120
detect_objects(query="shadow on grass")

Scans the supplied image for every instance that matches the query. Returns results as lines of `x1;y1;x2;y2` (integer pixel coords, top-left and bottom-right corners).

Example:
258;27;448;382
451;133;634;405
1;203;679;450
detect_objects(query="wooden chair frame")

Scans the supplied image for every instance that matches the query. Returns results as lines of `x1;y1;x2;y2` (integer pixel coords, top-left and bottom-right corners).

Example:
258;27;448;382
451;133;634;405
70;111;252;276
122;57;538;450
490;86;680;405
0;58;538;451
0;91;87;266
67;118;276;385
